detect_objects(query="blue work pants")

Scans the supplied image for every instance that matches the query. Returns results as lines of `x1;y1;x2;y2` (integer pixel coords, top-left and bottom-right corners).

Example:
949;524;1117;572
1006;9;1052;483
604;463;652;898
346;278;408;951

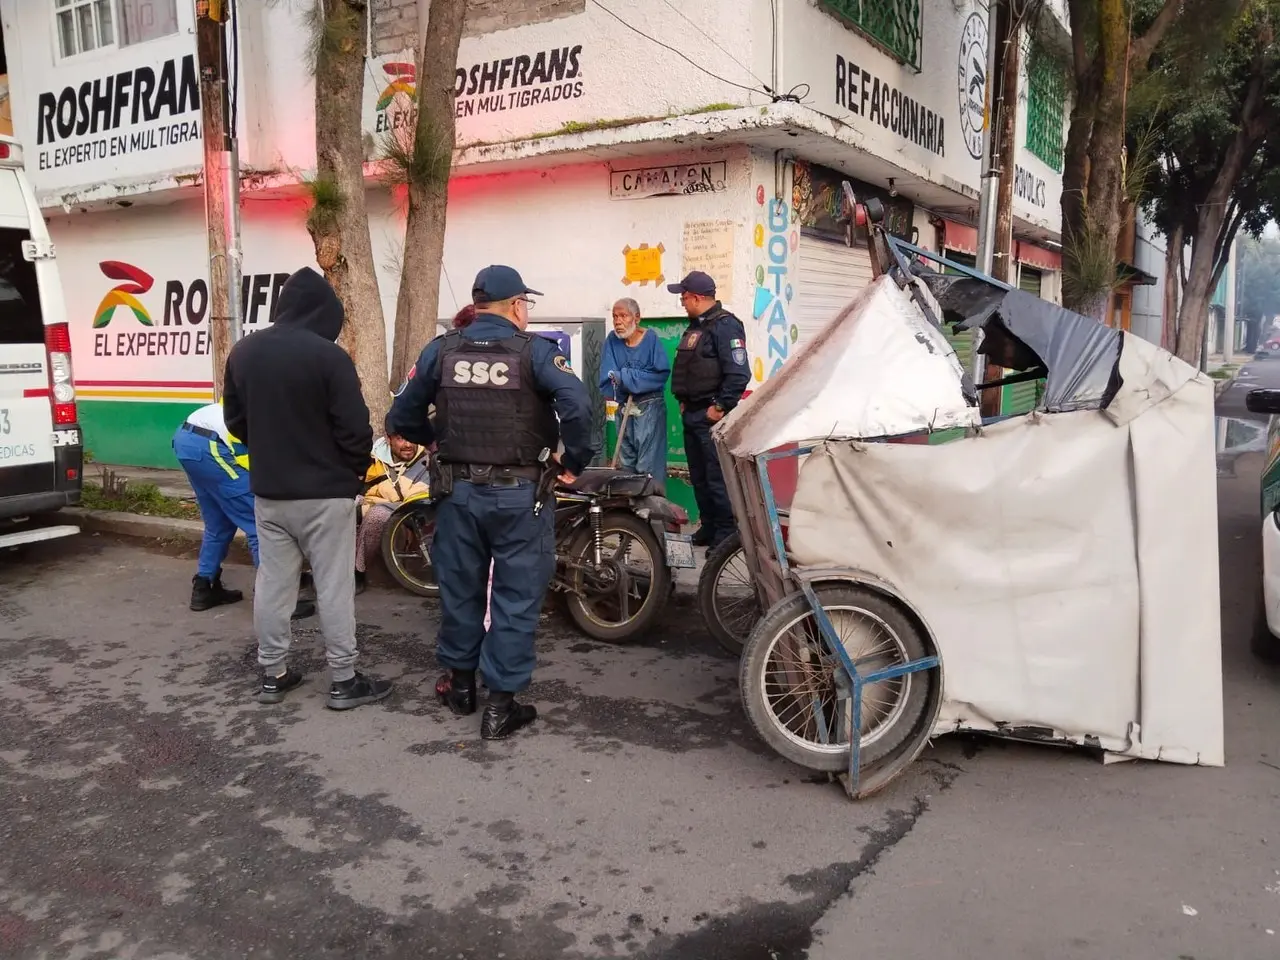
172;426;259;579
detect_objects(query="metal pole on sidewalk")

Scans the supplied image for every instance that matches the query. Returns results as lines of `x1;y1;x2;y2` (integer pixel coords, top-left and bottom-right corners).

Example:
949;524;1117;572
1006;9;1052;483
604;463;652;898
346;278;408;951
973;0;1003;391
195;0;244;401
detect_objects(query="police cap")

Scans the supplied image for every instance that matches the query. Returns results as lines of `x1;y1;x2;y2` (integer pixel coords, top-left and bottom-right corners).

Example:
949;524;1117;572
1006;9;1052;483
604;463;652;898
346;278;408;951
472;265;543;302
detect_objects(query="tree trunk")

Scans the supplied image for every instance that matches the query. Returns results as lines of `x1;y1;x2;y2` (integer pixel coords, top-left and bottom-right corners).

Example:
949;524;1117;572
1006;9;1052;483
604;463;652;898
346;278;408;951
1061;0;1184;318
1173;66;1270;364
1162;223;1183;352
309;0;390;433
388;0;469;389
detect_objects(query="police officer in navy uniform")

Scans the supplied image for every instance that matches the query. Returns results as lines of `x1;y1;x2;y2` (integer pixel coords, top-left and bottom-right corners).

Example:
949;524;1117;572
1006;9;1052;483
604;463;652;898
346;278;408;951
667;271;751;552
387;266;595;740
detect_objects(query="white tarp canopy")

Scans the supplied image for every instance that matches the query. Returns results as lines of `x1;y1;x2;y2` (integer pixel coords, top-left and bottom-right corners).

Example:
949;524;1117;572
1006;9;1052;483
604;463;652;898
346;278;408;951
722;278;981;456
721;275;1224;766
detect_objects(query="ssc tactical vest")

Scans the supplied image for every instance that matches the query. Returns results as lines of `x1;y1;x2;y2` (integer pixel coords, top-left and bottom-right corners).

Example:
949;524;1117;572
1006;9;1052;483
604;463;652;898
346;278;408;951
433;330;559;466
671;309;725;402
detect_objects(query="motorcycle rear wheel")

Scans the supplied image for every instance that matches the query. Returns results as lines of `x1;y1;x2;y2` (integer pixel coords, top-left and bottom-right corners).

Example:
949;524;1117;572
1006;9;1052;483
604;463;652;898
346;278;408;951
380;502;440;598
563;511;671;642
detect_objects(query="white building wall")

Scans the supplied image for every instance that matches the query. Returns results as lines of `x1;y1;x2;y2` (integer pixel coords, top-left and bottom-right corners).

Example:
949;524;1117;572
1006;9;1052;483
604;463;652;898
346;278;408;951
778;0;1064;237
1131;210;1168;347
53;143;759;400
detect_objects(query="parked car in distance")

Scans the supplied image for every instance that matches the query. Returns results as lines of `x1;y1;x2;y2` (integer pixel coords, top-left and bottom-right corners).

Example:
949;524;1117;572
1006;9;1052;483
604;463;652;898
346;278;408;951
1245;388;1280;660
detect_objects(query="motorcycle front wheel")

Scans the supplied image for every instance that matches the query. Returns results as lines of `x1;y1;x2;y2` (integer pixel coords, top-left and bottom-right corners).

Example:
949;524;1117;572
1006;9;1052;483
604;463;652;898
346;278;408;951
562;510;672;642
380;501;440;598
697;530;761;657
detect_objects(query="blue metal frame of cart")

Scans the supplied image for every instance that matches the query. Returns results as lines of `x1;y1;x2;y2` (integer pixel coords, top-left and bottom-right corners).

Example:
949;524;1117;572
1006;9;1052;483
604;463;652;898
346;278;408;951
753;450;940;795
746;230;1010;795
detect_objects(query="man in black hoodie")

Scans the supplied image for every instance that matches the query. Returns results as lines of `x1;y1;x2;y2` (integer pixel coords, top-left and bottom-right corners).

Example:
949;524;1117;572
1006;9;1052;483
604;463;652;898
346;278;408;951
223;267;392;710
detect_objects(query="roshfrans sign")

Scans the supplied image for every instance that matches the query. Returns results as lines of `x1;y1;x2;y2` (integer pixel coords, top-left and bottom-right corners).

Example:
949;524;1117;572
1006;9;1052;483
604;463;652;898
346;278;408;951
34;54;201;173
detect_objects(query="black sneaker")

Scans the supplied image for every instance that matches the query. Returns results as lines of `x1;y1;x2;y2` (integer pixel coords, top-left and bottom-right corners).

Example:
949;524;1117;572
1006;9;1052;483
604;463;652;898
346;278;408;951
258;668;305;704
691;528;714;547
327;672;393;711
190;574;243;612
480;697;538;740
435;670;477;716
291;599;317;620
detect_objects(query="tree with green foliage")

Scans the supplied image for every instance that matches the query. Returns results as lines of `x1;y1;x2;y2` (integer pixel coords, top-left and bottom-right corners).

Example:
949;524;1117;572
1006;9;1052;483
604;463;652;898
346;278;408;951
1060;0;1243;319
1132;0;1280;364
1239;234;1280;339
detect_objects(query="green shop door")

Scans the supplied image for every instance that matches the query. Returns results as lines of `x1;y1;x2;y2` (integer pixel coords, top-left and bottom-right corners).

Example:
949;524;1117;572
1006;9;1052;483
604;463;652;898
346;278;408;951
603;317;700;523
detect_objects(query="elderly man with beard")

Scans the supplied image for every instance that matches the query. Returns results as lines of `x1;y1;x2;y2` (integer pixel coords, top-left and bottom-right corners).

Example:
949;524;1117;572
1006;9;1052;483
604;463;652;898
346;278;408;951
599;297;671;489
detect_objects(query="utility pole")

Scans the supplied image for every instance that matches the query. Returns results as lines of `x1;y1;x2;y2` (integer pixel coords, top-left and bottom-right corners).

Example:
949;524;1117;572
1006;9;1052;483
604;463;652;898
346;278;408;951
974;0;1020;417
991;1;1020;288
195;0;244;401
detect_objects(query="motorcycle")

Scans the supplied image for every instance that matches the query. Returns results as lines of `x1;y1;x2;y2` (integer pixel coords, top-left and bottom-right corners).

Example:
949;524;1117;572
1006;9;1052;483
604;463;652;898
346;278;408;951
380;465;694;642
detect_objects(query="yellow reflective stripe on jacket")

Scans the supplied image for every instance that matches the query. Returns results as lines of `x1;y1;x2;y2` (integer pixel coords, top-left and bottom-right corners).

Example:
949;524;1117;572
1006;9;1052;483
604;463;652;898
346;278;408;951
217;399;251;471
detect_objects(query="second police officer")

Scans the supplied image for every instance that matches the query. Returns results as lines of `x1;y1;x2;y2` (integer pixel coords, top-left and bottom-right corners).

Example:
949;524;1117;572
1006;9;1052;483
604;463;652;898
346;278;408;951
387;265;596;740
667;270;751;553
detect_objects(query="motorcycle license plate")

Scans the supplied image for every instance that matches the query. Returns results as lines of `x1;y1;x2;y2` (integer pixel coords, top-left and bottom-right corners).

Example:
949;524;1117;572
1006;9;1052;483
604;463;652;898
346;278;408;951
664;532;696;569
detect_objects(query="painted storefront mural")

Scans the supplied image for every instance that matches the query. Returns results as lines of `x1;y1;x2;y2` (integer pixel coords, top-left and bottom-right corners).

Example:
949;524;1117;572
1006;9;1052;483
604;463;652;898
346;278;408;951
751;184;798;385
791;161;914;243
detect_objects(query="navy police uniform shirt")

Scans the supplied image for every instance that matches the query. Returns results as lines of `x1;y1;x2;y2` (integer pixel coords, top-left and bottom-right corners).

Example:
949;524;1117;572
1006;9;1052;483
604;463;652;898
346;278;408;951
694;305;752;412
387;313;597;475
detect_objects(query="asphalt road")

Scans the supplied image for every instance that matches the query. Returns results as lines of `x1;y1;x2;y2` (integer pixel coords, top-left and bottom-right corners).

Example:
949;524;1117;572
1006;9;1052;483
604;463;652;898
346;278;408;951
3;367;1280;959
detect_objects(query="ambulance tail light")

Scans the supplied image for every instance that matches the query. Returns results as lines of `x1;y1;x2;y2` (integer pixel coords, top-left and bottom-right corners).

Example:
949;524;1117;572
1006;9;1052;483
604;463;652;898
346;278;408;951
44;322;77;425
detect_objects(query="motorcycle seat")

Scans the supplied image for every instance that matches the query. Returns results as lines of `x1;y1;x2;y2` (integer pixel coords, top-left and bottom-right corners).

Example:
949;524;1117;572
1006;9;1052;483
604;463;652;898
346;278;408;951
566;467;654;498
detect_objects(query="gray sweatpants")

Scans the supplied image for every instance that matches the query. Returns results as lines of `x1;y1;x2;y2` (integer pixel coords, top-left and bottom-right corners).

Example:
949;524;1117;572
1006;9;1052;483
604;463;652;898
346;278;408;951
254;497;358;682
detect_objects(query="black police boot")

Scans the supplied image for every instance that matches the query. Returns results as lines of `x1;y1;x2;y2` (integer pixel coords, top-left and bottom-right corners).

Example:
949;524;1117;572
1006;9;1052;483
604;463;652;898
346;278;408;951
190;573;243;612
435;669;477;716
327;672;393;711
480;691;537;740
257;668;305;704
291;598;317;620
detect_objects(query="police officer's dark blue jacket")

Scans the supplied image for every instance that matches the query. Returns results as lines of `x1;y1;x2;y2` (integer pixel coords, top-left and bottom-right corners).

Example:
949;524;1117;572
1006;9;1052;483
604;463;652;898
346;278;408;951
387;313;596;476
671;301;752;412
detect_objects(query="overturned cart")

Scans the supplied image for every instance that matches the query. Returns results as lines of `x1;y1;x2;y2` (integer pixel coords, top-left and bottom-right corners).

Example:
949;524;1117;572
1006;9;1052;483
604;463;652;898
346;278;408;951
715;223;1224;799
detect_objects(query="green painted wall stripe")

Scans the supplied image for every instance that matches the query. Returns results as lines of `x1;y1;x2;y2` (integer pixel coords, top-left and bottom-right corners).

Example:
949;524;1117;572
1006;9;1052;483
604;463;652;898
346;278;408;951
80;400;201;468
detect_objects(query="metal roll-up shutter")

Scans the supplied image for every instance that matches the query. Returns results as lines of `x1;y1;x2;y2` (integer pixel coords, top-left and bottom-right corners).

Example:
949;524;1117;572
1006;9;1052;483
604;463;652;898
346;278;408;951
1018;266;1044;297
794;234;874;349
1003;267;1045;414
941;249;976;373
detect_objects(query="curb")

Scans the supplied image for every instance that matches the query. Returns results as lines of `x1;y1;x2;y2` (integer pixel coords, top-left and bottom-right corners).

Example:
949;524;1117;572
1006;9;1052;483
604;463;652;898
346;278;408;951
64;507;245;546
1214;368;1242;398
64;507;702;598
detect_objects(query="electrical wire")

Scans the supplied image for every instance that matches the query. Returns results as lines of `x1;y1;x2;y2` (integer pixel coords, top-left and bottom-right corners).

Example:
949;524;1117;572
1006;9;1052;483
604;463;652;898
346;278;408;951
586;0;767;96
658;0;772;92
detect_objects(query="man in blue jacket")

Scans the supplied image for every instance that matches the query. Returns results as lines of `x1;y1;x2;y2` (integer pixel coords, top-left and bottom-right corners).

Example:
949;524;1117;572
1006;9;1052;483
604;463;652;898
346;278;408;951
599;297;670;488
387;265;596;740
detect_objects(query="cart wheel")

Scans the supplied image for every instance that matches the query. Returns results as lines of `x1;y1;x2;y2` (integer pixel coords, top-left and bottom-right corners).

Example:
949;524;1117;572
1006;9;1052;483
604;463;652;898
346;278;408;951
739;583;935;773
697;531;761;657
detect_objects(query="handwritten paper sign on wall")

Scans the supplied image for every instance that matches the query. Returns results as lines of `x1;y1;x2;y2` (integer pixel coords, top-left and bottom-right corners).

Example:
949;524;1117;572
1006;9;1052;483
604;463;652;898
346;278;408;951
681;219;735;301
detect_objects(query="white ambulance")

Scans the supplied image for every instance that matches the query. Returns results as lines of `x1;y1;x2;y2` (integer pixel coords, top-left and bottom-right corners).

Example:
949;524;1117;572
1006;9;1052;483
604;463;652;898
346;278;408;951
0;134;81;549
